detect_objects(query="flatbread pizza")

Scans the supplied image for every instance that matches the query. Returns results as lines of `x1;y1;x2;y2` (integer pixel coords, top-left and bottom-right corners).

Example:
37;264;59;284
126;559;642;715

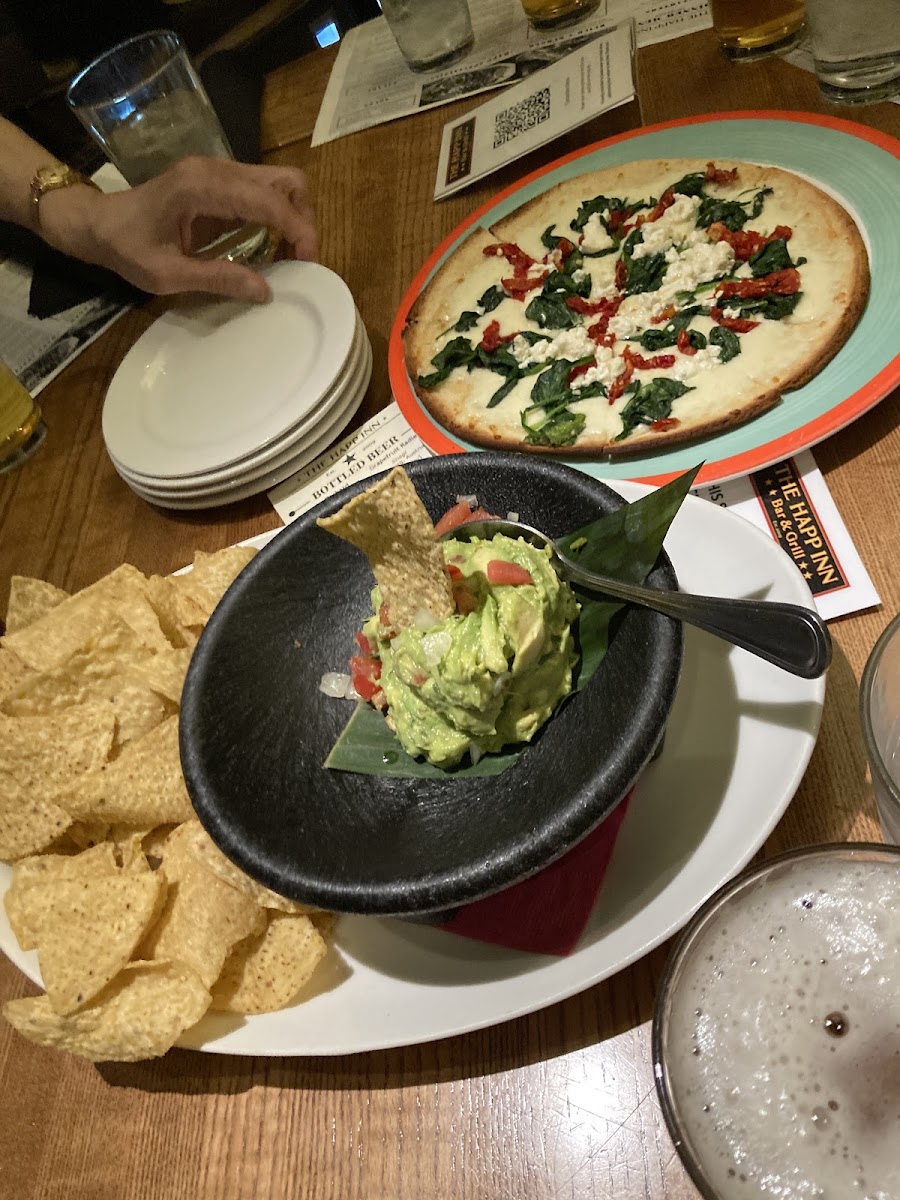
404;158;869;456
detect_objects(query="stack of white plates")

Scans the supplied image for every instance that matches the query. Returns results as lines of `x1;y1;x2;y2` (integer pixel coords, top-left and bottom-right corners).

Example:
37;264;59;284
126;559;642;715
103;261;372;510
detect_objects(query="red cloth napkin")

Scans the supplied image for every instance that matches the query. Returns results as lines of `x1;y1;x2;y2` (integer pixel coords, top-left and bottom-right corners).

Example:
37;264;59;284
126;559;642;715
438;792;632;956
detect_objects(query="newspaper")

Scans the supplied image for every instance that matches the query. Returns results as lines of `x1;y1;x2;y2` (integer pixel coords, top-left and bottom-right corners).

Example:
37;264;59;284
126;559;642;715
435;19;635;199
312;0;712;146
0;164;130;397
0;259;124;397
268;403;878;621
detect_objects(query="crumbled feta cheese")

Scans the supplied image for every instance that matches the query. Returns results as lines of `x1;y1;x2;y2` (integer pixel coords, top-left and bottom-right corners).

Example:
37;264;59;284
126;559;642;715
722;306;742;319
631;195;702;259
581;212;615;254
571;268;587;284
669;345;722;382
510;325;596;368
509;335;544;367
588;278;618;304
663;240;735;294
607;312;640;339
571;346;624;390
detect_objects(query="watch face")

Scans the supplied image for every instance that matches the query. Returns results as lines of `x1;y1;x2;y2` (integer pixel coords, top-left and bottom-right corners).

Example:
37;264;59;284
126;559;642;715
38;167;70;186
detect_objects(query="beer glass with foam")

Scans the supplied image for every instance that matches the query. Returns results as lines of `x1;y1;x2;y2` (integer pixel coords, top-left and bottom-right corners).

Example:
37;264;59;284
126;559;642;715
654;843;900;1199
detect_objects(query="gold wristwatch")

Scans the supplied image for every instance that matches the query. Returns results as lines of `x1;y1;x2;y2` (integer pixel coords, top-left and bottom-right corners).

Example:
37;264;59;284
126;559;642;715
29;164;101;231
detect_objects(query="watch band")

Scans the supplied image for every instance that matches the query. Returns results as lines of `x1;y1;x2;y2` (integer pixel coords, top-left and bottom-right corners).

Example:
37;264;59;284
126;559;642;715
29;164;101;231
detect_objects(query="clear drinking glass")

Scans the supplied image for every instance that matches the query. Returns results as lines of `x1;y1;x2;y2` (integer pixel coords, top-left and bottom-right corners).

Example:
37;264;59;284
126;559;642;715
805;0;900;104
860;613;900;843
66;29;269;262
653;843;900;1200
380;0;474;73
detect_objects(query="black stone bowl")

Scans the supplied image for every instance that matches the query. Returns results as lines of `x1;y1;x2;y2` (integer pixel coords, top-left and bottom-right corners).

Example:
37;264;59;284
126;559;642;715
179;453;683;918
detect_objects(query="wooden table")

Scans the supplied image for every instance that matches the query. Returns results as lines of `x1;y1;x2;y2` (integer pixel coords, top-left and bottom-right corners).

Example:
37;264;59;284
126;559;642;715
2;26;899;1200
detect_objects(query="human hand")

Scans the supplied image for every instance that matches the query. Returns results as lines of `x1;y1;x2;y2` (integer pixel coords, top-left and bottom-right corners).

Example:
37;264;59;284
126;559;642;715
39;156;318;303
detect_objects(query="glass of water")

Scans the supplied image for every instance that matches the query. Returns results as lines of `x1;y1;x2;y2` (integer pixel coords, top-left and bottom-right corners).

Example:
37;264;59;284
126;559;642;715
860;613;900;843
804;0;900;104
380;0;474;73
66;30;269;262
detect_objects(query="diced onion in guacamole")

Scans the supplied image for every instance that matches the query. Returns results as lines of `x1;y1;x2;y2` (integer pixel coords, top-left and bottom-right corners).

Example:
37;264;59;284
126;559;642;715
362;534;579;769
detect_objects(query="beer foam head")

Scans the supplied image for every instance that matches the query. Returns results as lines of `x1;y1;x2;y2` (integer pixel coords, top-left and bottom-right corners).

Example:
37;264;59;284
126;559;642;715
656;848;900;1200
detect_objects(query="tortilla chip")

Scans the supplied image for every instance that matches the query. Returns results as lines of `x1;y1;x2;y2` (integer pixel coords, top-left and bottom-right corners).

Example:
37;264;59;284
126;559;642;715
173;547;258;627
3;565;169;672
189;825;312;914
210;912;327;1014
309;911;338;937
144;576;198;650
6;577;70;635
0;646;34;701
138;822;264;988
128;647;192;705
142;824;178;863
104;825;154;871
31;872;164;1014
4;665;167;750
62;715;193;826
4;842;121;950
1;704;116;796
63;821;111;852
0;773;73;861
317;467;453;630
3;961;210;1061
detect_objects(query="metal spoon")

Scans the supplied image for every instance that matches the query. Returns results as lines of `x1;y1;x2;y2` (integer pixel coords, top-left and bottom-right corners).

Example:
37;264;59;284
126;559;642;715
444;518;831;679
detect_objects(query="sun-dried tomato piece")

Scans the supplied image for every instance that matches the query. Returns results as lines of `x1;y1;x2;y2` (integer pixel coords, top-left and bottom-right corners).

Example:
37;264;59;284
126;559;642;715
626;347;677;371
705;162;739;185
501;271;547;299
483;242;537;273
710;307;760;333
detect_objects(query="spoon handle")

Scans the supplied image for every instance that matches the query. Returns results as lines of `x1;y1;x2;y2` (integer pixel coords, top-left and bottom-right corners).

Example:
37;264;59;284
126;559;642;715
560;557;831;679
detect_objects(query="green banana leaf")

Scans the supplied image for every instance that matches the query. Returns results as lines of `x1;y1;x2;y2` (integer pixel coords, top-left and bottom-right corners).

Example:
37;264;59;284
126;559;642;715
325;465;700;779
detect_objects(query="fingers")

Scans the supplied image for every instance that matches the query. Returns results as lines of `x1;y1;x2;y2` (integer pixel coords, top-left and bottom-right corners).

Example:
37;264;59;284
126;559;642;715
143;252;273;303
157;158;319;262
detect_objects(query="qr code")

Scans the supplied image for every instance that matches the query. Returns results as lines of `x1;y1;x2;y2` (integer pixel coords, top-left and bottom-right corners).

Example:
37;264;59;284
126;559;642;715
492;87;551;149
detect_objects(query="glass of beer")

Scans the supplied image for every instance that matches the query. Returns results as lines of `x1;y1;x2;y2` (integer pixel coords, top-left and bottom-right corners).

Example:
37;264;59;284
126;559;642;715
519;0;600;31
0;359;46;475
710;0;806;60
66;30;270;263
653;842;900;1199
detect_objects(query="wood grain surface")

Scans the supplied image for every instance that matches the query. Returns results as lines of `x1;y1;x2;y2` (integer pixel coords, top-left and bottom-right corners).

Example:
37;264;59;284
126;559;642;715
2;22;899;1200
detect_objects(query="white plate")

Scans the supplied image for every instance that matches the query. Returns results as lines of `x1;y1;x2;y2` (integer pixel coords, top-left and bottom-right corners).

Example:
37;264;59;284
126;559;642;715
108;314;369;491
102;261;358;479
120;336;372;510
112;324;372;500
0;483;825;1054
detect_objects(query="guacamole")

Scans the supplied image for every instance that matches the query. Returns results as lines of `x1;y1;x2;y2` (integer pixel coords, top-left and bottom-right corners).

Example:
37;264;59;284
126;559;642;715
362;534;579;769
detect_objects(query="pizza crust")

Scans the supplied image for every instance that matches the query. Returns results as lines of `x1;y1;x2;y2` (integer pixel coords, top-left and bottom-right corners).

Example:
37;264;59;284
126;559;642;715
404;159;870;457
